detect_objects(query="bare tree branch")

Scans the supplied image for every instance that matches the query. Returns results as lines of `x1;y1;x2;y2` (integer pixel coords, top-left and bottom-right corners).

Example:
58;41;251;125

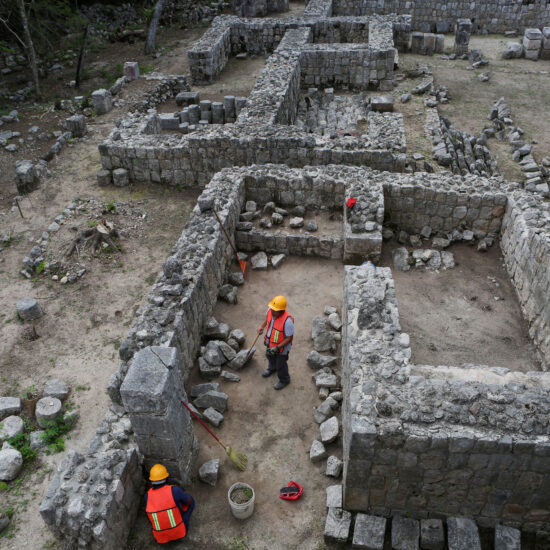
0;16;26;48
16;0;41;97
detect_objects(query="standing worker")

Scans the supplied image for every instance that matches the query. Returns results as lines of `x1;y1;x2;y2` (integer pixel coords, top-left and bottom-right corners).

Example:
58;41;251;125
145;464;195;544
257;295;294;390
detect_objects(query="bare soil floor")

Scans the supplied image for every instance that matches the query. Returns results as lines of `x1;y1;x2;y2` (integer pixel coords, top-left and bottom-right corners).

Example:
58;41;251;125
380;241;541;372
380;35;550;179
128;256;344;550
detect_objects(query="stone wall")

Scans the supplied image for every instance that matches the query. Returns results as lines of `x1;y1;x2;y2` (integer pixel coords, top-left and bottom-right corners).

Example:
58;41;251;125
98;110;407;188
332;0;550;34
381;172;508;237
188;14;404;85
342;262;550;531
40;406;143;549
300;43;394;91
500;190;550;371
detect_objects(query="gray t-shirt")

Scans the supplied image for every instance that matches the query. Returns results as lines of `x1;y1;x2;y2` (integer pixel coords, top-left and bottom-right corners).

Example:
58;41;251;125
266;313;294;354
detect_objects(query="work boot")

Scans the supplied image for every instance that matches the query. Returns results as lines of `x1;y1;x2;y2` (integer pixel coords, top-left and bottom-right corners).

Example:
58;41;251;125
274;380;290;390
262;369;275;378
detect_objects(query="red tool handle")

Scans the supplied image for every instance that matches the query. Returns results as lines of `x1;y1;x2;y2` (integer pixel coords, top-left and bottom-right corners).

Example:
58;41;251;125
181;399;226;449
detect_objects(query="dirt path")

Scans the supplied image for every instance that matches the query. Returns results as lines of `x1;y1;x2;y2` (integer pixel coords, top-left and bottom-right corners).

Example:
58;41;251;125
397;35;550;181
0;78;200;547
380;242;541;372
129;256;344;550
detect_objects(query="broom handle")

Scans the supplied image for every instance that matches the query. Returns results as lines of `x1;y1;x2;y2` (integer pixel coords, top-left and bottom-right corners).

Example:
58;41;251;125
212;209;240;260
247;331;261;355
181;399;227;450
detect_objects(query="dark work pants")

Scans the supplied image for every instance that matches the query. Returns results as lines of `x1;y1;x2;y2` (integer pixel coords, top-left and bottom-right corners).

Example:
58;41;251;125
267;353;290;383
179;497;195;532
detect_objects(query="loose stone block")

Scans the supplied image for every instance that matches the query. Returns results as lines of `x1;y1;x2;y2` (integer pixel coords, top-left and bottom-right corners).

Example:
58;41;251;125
203;407;223;427
188;104;200;124
199;458;219;486
352;514;386;550
307;350;337;370
326;484;342;508
0;448;23;481
392;516;419;550
36;397;62;428
454;19;472;55
176;91;200;106
235;97;247;115
221;370;240;382
64;114;87;138
324;507;352;544
320;416;339;444
190;382;220;398
310;439;327;462
0;416;24;440
194;390;228;413
0;398;21;420
123;61;139;81
420;519;444;550
159;113;180;131
326;456;343;477
494;524;521;550
447;517;481;550
224;96;236;120
212;102;224;124
251;251;268;270
97;169;111;186
43;379;69;401
16;297;43;321
30;431;47;450
91;89;113;115
112;168;129;187
371;96;394;113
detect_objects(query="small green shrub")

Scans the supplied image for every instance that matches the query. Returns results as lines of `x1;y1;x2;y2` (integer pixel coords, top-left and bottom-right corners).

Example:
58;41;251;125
41;417;74;454
7;432;37;464
35;261;47;274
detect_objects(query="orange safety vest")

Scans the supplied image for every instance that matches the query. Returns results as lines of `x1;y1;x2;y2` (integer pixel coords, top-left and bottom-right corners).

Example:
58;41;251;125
265;310;294;352
146;485;188;544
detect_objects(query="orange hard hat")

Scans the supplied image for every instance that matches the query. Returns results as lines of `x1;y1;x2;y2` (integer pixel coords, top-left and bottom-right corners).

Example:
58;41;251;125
149;464;169;482
269;296;287;311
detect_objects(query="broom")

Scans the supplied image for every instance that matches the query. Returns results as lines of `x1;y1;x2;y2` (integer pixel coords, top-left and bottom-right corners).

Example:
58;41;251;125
181;399;248;471
212;209;248;276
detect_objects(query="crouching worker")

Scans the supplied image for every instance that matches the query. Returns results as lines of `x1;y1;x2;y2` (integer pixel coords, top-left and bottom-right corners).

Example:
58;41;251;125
145;464;195;544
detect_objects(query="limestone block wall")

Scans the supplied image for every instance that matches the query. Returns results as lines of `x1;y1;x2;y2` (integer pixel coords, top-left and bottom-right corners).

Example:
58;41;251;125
500;191;550;370
237;27;310;125
300;43;395;90
235;164;380;260
120;347;197;485
303;0;333;17
236;229;345;258
188;17;232;84
188;13;403;84
332;0;550;33
98;110;407;188
342;263;550;530
40;407;143;549
379;171;509;237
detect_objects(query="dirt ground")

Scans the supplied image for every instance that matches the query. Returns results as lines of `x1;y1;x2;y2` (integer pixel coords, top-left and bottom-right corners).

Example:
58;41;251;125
394;35;550;180
380;241;541;372
128;256;344;550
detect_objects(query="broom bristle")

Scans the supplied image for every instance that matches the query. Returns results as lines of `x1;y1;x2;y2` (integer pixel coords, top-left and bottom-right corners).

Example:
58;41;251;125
226;446;248;471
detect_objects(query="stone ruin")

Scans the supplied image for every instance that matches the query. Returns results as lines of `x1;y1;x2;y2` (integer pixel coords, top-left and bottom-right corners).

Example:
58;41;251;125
39;1;550;548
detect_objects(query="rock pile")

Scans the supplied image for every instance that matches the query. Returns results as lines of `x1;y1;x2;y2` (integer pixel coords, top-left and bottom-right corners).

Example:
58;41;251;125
487;98;549;197
392;247;455;271
0;379;74;483
308;305;344;486
198;318;251;379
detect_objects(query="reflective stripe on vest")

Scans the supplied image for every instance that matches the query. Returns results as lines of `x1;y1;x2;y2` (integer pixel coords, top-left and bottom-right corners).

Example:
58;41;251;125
146;485;188;543
264;310;294;351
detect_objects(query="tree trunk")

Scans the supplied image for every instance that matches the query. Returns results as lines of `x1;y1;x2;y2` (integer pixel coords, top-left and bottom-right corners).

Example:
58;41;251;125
144;0;166;55
75;24;89;89
17;0;40;98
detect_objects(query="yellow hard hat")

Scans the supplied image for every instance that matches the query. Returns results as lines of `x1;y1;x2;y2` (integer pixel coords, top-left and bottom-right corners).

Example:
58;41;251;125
269;295;287;311
149;464;169;482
